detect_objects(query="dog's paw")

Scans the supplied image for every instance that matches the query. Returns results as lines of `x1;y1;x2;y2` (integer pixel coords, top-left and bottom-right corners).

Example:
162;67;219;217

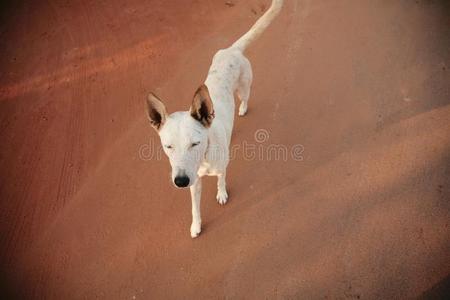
238;102;248;116
190;222;201;238
216;190;228;205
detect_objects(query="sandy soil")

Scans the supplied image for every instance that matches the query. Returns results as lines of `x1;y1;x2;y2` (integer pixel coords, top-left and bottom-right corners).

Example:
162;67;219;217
1;0;449;299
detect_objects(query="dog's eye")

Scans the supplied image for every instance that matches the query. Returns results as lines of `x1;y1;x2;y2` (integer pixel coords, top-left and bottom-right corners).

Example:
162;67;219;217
165;145;173;149
191;142;200;147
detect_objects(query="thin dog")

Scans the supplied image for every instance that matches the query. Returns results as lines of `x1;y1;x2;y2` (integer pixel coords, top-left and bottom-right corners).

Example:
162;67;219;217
146;0;284;238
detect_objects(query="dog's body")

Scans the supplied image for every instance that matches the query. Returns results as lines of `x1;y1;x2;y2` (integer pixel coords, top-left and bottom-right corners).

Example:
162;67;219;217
146;0;283;238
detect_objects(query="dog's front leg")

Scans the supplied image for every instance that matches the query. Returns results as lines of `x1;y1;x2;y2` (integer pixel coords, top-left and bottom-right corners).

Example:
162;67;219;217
216;171;228;205
190;178;202;238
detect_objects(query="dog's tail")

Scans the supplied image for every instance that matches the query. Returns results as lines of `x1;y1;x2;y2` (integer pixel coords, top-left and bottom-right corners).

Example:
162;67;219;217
231;0;284;52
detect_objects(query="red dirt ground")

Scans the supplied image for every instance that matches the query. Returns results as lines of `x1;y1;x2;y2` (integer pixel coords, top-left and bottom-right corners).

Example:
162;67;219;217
1;0;449;299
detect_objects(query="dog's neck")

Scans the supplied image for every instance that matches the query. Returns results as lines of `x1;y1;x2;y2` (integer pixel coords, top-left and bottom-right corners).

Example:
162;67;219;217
204;135;210;159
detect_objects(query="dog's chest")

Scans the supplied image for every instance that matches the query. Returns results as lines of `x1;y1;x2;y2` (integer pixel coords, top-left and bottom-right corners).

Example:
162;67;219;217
198;161;220;177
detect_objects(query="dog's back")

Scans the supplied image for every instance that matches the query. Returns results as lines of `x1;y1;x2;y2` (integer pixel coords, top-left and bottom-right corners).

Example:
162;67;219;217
204;0;284;143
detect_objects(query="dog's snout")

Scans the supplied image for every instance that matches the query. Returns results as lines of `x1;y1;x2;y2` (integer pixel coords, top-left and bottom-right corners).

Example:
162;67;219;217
174;176;190;188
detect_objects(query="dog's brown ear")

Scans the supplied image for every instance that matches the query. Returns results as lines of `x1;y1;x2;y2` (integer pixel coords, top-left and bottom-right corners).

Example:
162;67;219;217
146;93;168;131
190;84;214;128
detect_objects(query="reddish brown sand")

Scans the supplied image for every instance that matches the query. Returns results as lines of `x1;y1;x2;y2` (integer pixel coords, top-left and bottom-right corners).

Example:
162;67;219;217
1;0;449;299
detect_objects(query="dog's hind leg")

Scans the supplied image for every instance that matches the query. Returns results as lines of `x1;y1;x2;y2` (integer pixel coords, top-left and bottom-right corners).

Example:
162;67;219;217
216;171;228;205
237;58;253;116
190;178;202;238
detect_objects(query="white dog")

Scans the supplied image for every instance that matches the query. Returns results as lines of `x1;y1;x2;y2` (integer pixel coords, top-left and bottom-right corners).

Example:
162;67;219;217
146;0;284;238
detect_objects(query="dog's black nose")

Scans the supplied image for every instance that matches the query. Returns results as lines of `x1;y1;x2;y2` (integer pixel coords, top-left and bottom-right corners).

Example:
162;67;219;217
174;176;190;188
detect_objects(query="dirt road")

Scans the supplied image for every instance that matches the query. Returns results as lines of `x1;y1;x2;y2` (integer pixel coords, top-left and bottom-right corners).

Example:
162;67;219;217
1;0;449;298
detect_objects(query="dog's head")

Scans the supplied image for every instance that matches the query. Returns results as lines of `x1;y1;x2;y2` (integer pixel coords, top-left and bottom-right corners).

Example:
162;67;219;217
146;84;214;188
